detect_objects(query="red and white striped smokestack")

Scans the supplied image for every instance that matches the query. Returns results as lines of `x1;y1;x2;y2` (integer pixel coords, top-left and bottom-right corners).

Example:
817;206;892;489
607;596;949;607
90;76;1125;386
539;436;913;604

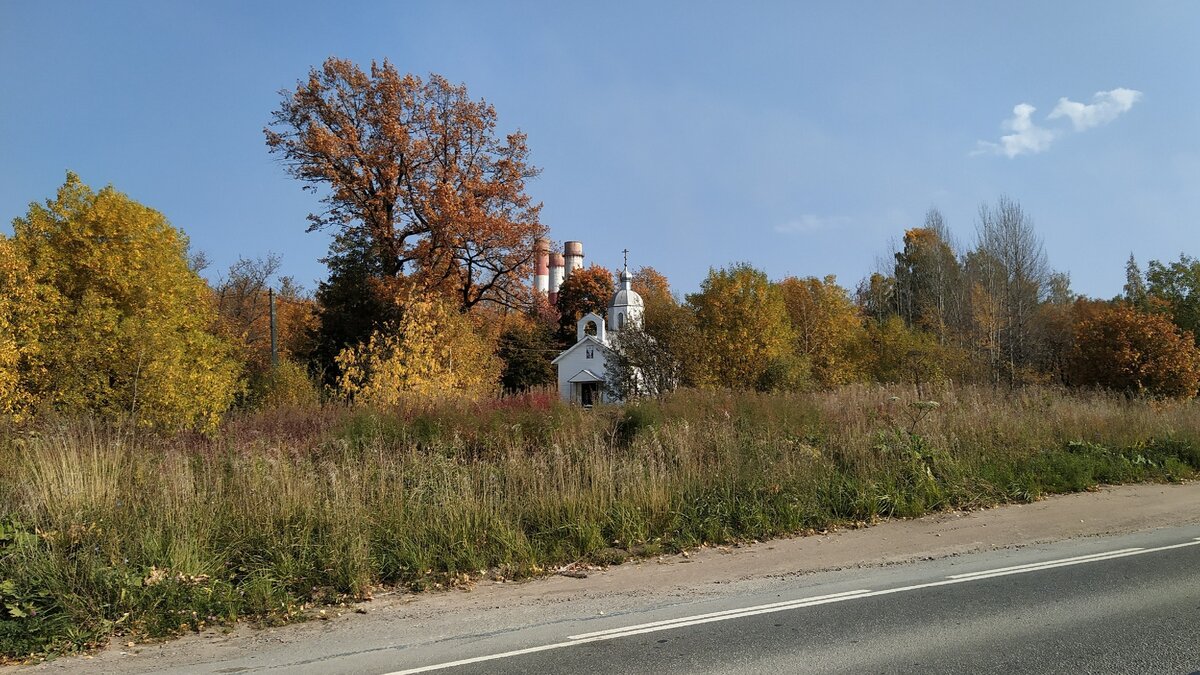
564;241;584;278
548;252;565;305
534;237;550;295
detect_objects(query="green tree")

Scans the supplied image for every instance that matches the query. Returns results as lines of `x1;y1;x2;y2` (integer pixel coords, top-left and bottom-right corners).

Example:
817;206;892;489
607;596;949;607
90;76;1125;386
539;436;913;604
311;228;396;385
686;264;794;390
497;320;557;393
1145;254;1200;342
3;173;241;430
893;214;965;342
1123;253;1148;307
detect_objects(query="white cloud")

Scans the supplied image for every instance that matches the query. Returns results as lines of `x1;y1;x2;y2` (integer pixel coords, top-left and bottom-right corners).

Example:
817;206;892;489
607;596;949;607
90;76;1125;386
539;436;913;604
974;103;1058;158
774;214;849;234
975;88;1142;158
1048;88;1142;131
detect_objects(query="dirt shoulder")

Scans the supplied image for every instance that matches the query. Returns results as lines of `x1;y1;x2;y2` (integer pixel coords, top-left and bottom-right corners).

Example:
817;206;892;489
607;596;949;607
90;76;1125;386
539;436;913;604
12;482;1200;673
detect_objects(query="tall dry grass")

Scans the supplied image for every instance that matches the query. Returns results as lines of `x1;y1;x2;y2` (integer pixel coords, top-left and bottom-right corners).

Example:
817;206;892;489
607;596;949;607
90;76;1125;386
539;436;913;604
2;384;1198;657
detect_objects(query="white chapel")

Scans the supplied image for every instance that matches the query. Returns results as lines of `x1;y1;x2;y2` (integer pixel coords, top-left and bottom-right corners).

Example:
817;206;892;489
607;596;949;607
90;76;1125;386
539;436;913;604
550;263;645;405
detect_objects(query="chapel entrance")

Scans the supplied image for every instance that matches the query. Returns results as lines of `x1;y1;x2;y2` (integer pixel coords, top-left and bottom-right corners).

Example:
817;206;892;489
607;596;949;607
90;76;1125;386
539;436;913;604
580;382;599;407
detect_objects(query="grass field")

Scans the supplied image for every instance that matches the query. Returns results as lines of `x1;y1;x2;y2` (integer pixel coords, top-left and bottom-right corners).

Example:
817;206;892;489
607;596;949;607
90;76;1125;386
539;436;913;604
3;384;1199;659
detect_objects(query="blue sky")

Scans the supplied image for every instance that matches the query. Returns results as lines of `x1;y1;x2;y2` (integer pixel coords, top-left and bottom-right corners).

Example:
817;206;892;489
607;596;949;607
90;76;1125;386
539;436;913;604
2;1;1198;298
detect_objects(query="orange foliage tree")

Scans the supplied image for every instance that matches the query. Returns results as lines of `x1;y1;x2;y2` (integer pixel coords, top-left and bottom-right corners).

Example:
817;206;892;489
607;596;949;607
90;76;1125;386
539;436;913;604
555;265;614;343
1069;301;1200;398
631;266;673;309
266;57;546;311
213;255;316;377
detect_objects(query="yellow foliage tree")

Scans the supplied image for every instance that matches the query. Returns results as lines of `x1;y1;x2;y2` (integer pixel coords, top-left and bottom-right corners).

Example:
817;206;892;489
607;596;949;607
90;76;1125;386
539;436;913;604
2;173;242;430
866;316;966;394
687;264;795;390
779;275;866;386
0;238;46;419
336;295;501;404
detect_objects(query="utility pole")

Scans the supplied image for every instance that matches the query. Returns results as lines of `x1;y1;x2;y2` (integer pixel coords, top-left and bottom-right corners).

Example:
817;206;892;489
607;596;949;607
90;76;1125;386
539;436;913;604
269;287;278;369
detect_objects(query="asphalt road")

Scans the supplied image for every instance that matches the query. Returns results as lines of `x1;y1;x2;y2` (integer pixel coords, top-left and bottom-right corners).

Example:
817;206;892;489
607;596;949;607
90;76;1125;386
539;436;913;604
394;526;1200;675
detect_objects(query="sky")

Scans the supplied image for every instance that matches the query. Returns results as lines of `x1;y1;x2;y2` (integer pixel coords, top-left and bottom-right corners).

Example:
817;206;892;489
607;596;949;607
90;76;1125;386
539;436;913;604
2;1;1198;299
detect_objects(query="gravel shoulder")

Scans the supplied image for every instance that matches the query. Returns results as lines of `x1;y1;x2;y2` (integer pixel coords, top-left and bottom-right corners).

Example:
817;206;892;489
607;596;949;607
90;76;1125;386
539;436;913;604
10;481;1200;674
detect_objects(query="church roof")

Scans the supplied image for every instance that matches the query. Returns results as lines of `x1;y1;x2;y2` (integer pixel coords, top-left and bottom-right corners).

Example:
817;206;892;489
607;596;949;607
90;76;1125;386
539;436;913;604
609;261;643;309
567;368;605;383
608;288;644;309
550;334;610;365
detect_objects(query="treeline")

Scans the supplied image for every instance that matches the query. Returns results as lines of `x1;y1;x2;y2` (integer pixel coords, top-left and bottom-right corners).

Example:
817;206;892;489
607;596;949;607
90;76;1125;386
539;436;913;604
3;56;1200;431
597;198;1200;401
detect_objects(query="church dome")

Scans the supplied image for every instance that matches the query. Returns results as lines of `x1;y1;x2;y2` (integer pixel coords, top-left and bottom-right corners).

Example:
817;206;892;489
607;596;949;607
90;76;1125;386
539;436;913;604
608;287;645;309
608;259;644;332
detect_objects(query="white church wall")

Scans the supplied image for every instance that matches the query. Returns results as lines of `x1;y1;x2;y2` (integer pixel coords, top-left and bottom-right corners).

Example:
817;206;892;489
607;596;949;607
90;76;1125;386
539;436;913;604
554;339;608;404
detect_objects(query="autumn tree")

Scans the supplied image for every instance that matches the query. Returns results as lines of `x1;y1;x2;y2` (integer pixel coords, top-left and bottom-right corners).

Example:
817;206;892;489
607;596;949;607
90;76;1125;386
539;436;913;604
212;254;318;404
893;211;965;342
686;264;795;390
603;325;673;400
266;57;546;314
1069;301;1200;398
779;275;865;386
966;196;1051;384
856;272;896;324
555;265;614;344
2;173;241;430
0;238;43;419
603;271;692;401
214;255;316;371
866;316;965;394
631;266;673;314
336;295;501;403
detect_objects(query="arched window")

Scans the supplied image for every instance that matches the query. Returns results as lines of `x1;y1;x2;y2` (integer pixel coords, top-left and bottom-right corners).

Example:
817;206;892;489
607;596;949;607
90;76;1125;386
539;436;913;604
584;320;597;336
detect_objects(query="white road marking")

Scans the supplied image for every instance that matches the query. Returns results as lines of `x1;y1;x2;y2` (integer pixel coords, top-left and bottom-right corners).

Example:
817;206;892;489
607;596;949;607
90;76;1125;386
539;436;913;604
947;548;1143;579
386;537;1200;674
566;589;874;640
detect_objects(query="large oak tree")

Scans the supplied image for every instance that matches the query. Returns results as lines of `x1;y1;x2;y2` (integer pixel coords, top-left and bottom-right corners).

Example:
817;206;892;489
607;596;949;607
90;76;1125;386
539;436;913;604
266;58;546;311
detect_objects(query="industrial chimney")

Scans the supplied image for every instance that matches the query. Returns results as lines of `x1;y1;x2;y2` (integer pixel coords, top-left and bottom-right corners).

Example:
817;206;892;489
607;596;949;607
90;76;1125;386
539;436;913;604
548;252;565;305
533;238;550;295
564;241;584;276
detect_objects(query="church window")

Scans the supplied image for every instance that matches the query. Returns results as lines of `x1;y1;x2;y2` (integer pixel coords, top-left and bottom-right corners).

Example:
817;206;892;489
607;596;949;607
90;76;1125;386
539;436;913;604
619;313;625;329
586;348;594;359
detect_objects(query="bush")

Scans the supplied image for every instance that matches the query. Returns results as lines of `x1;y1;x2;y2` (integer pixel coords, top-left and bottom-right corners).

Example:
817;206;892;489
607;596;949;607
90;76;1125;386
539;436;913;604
246;360;321;409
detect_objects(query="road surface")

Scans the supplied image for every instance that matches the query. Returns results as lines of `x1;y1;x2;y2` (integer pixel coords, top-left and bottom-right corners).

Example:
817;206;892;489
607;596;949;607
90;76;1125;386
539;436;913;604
399;526;1200;674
